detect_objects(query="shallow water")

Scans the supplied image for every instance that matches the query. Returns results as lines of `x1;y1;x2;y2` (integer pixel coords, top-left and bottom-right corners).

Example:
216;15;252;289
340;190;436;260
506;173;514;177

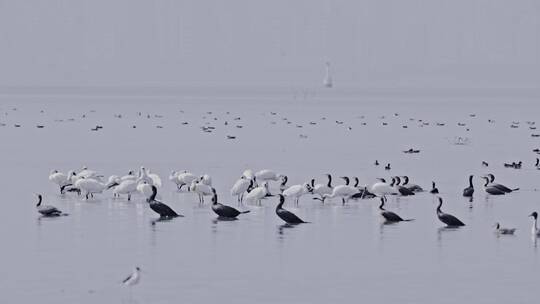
1;90;539;303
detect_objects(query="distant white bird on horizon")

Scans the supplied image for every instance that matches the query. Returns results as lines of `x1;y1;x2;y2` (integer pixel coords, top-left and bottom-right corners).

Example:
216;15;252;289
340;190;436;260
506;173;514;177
323;62;333;88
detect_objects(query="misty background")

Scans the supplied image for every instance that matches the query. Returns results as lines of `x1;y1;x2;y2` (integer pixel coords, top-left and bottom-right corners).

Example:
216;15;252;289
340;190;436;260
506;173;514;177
1;0;539;91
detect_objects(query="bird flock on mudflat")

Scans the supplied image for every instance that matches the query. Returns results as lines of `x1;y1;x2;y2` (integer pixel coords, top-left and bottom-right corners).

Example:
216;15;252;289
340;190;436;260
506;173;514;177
41;166;540;238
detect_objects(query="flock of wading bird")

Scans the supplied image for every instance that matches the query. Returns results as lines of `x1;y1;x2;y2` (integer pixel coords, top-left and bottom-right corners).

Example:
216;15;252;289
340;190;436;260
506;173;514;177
38;166;540;237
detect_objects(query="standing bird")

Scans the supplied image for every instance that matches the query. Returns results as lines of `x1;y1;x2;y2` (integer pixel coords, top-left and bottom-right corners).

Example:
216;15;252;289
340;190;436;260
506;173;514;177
176;171;198;191
436;197;465;227
324;177;359;205
276;194;308;224
311;174;333;202
35;194;65;216
529;212;540;237
371;178;398;196
147;185;182;218
113;179;138;201
169;171;182;189
211;188;250;219
379;196;413;223
494;223;516;235
283;183;311;206
244;182;269;205
48;170;73;194
462;175;474;197
230;177;252;204
74;177;107;199
430;181;439;194
189;180;213;204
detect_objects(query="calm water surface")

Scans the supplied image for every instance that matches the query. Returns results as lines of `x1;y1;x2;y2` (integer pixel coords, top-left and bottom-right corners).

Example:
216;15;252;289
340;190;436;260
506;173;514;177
1;92;539;303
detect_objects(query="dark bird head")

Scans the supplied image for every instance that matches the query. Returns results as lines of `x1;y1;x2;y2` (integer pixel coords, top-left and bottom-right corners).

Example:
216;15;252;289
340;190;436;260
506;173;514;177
530;212;538;219
136;267;141;271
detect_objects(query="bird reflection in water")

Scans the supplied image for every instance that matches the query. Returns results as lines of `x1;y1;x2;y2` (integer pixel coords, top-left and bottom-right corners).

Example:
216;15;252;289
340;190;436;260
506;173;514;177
277;223;296;241
211;217;238;234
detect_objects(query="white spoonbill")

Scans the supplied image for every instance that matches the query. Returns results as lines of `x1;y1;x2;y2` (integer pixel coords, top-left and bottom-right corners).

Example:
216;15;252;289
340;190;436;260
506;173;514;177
230;177;252;204
189;180;213;203
48;170;73;194
113;179;138;201
74;177;107;200
283;183;312;205
244;182;269;205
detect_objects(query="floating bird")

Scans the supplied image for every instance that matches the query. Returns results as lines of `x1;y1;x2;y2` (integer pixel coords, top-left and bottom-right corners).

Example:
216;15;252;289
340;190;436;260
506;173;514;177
401;176;423;192
485;174;518;193
436;197;465;227
378;196;413;223
462;175;474;197
276;194;308;224
494;222;516;235
482;177;506;195
211;188;250;219
393;176;415;196
35;194;65;216
147;185;181;218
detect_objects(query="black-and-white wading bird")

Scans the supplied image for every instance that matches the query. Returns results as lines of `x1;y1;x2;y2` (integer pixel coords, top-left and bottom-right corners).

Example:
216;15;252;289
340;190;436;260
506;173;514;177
276;194;308;224
211;188;250;219
462;175;474;197
147;185;182;219
35;194;66;216
378;196;413;223
436;197;465;227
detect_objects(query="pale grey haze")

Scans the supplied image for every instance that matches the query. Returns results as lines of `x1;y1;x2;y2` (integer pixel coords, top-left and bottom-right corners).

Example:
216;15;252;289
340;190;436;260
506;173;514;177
1;0;540;89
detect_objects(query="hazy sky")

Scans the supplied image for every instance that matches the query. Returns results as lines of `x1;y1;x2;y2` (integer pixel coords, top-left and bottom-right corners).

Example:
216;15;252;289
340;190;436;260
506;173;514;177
1;0;539;88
